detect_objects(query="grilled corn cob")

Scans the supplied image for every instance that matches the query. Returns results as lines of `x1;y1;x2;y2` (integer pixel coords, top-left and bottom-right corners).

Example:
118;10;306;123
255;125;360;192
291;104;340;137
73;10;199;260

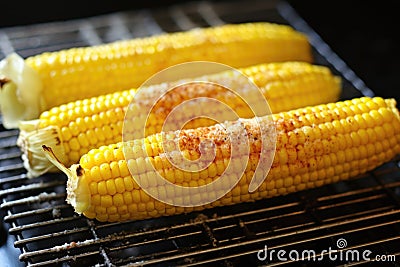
43;97;400;222
0;22;312;129
18;62;341;177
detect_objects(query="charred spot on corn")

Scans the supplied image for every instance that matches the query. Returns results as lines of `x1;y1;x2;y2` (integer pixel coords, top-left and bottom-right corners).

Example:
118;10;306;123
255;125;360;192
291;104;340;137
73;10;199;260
42;145;52;153
54;137;61;146
0;77;10;88
76;165;84;177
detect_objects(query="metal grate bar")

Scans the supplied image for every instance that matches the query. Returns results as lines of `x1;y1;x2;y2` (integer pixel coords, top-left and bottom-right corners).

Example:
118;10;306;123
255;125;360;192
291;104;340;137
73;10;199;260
94;202;300;231
100;222;203;241
15;42;87;58
110;231;203;252
139;10;165;35
212;210;306;232
120;247;210;267
316;194;387;210
169;6;199;30
317;181;400;201
213;208;399;245
0;163;24;173
125;12;158;37
9;216;81;234
192;202;301;224
24;251;103;267
86;218;113;267
0;31;14;55
240;209;305;226
0;173;27;185
200;221;219;248
221;222;317;245
79;21;103;45
107;13;134;40
372;173;400;207
4;204;70;221
0;138;19;149
14;226;89;247
0;130;19;138
0;192;64;209
197;1;225;26
4;21;93;39
178;250;254;267
321;206;395;223
0;151;22;161
0;181;65;198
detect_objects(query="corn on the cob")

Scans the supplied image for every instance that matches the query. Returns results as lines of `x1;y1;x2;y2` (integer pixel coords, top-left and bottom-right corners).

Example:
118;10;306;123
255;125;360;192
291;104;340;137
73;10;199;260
43;97;400;222
18;62;341;177
0;22;312;129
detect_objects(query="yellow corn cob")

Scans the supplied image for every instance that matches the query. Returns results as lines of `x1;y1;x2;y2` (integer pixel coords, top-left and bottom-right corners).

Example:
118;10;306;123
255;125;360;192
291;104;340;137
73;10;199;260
43;97;400;222
18;62;341;177
0;22;312;129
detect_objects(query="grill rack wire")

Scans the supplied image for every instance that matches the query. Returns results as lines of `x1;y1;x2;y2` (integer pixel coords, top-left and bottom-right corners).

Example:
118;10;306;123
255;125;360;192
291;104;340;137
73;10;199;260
1;0;400;266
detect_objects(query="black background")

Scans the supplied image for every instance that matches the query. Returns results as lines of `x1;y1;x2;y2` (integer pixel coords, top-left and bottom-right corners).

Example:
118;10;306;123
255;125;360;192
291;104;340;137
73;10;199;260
289;0;399;101
0;0;398;100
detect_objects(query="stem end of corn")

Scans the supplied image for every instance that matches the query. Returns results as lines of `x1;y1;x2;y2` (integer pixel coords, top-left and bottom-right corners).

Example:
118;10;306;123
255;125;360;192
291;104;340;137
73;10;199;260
18;123;67;178
0;53;44;128
42;145;91;213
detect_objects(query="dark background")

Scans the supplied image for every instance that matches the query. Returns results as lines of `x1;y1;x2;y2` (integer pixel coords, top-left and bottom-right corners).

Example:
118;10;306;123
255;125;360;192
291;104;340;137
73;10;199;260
0;0;398;100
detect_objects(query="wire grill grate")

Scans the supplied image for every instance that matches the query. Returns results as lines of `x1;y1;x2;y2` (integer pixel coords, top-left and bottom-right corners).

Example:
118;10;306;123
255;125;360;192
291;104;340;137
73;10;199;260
1;0;400;266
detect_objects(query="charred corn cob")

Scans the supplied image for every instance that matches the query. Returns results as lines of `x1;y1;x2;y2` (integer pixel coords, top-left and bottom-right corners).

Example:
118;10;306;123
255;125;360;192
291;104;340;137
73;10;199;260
0;22;312;129
18;62;341;177
43;97;400;222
